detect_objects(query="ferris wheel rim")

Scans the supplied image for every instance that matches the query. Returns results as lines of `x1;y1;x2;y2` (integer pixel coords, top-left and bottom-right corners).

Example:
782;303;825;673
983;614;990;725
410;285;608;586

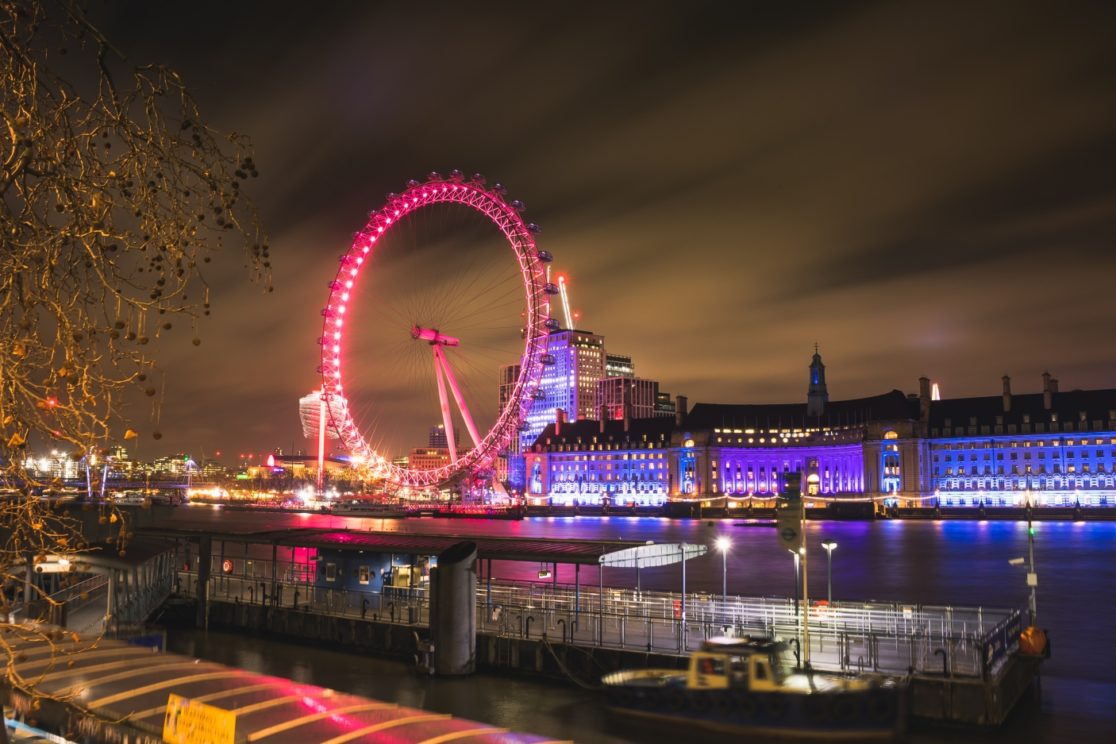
318;175;550;489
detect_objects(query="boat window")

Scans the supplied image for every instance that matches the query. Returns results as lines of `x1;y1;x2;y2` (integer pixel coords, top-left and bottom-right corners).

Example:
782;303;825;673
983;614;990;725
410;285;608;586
754;661;768;680
698;657;725;675
325;562;337;582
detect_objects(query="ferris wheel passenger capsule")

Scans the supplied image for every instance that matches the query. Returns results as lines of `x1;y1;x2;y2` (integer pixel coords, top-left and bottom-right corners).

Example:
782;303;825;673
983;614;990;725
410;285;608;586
510;199;526;212
426;171;442;181
406;179;420;188
544;318;560;331
449;169;464;181
536;249;552;262
471;173;486;185
492;183;507;195
527;222;541;234
543;282;559;294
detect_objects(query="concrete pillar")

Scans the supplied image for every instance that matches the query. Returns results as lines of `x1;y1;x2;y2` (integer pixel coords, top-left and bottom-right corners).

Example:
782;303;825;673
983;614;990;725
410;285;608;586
430;541;477;676
195;535;211;629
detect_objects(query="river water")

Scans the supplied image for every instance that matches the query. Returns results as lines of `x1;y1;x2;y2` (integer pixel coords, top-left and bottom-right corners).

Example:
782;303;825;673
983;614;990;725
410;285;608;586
165;516;1116;743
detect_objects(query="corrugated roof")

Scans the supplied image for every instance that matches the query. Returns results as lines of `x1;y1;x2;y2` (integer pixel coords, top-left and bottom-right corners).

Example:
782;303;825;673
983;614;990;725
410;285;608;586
0;630;565;744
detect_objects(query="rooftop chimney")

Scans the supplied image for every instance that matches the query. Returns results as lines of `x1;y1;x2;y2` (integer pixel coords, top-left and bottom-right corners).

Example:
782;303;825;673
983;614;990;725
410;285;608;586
1002;375;1012;413
918;376;931;423
599;404;607;434
1042;372;1053;410
1051;378;1059;393
674;395;688;427
555;407;566;436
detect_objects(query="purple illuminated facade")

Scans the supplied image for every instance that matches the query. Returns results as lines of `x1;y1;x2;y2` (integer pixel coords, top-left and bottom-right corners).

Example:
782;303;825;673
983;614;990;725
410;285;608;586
523;352;1116;509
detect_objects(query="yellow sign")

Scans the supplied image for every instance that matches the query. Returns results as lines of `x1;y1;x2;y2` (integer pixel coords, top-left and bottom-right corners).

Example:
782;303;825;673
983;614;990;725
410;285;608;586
163;693;236;744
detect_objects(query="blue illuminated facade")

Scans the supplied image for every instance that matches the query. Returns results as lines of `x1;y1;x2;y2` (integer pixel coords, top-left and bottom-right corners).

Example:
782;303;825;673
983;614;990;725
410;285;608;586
926;375;1116;506
520;329;606;448
522;355;1116;510
526;417;673;506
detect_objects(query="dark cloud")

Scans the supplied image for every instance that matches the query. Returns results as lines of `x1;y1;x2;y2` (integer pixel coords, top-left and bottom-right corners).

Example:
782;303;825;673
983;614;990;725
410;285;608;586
95;0;1116;460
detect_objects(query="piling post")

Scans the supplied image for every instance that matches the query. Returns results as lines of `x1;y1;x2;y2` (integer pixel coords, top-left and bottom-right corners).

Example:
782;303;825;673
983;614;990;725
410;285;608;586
430;541;477;675
195;535;212;629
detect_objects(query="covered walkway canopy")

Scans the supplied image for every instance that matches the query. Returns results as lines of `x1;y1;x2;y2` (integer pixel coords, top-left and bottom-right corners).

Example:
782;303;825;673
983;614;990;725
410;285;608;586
0;628;566;743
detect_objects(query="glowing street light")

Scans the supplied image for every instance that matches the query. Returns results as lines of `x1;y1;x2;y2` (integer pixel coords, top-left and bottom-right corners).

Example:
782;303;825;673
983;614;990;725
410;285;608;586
821;541;838;605
714;536;732;607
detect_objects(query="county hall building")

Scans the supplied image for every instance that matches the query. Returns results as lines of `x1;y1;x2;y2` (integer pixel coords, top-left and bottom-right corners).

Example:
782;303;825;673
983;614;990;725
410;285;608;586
523;351;1116;510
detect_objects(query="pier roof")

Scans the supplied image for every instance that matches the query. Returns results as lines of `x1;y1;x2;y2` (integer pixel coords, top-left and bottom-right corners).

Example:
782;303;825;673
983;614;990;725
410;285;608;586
137;512;640;564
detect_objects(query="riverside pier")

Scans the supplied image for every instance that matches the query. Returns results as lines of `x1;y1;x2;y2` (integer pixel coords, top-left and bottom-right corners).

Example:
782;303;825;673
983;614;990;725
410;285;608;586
140;512;1047;728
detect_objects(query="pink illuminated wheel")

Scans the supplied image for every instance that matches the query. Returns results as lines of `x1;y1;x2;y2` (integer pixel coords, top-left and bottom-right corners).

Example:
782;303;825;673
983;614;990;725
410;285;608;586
318;172;553;489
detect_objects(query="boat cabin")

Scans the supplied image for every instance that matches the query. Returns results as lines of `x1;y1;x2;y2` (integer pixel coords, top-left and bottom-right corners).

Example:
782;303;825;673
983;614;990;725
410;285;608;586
687;637;788;692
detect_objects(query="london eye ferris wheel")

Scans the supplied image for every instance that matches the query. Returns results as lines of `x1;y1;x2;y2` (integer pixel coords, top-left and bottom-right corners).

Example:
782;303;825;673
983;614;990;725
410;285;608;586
316;171;555;491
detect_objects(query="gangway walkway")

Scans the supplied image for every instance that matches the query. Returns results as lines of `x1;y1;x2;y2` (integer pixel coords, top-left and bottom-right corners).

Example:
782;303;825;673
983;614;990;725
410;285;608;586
8;538;176;636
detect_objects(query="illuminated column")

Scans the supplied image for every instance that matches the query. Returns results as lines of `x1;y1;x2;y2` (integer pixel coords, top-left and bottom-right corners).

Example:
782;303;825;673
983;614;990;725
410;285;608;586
316;393;326;494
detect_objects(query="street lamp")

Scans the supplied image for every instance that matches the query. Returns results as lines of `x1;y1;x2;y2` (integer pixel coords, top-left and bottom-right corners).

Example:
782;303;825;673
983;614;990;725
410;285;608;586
715;536;731;608
790;548;800;620
1010;520;1039;626
821;541;837;605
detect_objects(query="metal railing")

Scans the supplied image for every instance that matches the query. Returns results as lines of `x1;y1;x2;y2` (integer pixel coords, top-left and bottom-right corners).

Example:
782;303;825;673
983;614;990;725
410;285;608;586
180;570;1019;679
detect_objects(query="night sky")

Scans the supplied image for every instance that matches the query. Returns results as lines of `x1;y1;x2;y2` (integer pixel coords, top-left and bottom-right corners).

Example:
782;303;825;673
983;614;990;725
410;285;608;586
93;1;1116;462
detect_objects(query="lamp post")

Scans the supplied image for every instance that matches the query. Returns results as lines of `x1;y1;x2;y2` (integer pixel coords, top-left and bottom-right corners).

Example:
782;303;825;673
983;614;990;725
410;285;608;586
1010;513;1039;626
790;548;800;620
821;541;837;605
715;536;731;609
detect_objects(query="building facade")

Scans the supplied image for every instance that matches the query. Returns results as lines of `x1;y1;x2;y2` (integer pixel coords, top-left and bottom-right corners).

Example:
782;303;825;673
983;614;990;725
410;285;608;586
597;376;661;420
516;329;606;483
523;352;1116;509
605;353;635;379
927;375;1116;506
525;417;674;507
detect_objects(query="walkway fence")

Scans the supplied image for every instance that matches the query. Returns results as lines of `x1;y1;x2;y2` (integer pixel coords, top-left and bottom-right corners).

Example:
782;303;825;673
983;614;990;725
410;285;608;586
179;570;1020;680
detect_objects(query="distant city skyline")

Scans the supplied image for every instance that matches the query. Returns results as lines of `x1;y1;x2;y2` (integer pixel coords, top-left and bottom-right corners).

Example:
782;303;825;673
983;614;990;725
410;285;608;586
87;1;1116;460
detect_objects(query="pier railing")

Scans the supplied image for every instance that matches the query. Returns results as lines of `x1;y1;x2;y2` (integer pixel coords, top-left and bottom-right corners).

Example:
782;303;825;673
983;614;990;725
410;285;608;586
179;570;1019;679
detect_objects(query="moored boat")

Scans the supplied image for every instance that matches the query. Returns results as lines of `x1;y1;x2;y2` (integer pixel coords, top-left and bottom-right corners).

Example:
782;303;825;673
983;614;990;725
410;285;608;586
330;500;408;518
601;637;905;740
